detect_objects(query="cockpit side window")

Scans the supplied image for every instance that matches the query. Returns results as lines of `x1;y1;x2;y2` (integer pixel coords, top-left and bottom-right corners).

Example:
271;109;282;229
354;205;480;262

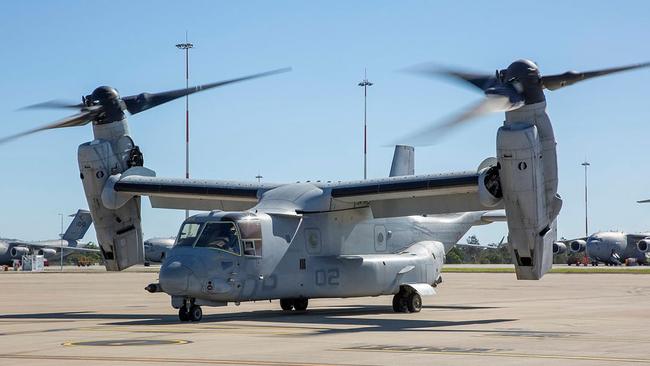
238;218;263;256
175;223;202;247
194;222;241;255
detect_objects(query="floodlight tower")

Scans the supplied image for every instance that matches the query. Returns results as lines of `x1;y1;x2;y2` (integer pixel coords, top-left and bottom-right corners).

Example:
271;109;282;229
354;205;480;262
581;161;590;237
59;213;64;271
176;36;194;219
358;69;373;180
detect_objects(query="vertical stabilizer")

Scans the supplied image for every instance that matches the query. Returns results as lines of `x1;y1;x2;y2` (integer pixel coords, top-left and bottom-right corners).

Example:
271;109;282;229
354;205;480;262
62;209;93;241
389;145;415;177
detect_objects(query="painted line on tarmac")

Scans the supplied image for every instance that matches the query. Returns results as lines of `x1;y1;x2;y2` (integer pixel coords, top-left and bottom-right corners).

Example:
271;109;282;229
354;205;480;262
0;354;374;366
341;345;650;364
63;339;191;347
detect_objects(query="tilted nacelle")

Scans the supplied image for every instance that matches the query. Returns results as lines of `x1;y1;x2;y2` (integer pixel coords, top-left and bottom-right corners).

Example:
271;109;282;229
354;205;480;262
637;239;650;253
496;103;562;280
77;121;146;271
553;242;566;255
569;240;586;253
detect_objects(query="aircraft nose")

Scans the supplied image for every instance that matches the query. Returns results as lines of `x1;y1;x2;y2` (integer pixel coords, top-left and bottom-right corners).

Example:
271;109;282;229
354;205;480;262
160;259;194;295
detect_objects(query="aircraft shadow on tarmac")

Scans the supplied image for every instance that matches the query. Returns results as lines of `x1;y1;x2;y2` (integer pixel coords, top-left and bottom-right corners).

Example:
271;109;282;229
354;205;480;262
0;305;515;336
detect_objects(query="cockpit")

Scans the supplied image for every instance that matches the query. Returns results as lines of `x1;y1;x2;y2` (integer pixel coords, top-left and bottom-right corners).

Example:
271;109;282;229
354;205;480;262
174;213;263;257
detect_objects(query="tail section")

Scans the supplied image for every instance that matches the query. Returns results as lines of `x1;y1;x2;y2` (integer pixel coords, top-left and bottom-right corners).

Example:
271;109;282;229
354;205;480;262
62;209;93;241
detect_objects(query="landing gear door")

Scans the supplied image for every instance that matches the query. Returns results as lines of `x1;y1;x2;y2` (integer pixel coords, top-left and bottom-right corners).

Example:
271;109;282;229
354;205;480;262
374;225;387;252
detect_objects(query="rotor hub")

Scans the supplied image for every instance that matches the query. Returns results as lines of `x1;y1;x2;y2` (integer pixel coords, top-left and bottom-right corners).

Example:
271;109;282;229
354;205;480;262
501;59;545;105
88;86;125;123
91;86;120;103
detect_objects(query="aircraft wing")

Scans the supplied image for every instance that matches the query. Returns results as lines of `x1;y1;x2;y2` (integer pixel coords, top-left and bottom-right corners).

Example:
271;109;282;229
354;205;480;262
637;199;650;203
7;241;100;253
112;175;280;211
555;237;587;245
325;171;497;217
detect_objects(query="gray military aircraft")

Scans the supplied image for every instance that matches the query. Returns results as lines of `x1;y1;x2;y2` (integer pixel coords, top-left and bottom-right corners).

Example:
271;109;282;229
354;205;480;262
4;60;649;321
554;232;650;266
0;210;96;265
144;237;175;264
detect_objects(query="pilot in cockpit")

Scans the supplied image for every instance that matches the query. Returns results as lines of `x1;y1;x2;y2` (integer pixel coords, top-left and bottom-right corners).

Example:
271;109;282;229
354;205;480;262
193;222;241;255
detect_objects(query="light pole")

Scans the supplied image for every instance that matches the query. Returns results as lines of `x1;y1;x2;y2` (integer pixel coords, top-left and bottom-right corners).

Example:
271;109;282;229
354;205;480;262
59;213;64;271
581;161;590;237
255;173;263;183
176;35;194;219
358;69;373;180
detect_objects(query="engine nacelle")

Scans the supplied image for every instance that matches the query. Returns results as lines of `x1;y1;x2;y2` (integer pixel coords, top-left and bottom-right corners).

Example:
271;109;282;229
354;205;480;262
478;164;503;208
10;246;29;258
78;121;145;271
552;242;566;255
637;239;650;253
37;248;57;258
498;102;562;280
569;240;586;253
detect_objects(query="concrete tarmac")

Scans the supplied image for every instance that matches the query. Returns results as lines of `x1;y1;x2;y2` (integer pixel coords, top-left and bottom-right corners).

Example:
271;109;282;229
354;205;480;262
0;271;648;365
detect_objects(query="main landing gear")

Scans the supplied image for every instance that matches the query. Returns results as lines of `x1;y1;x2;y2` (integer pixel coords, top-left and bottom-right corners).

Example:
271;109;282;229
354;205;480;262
392;289;422;313
178;304;202;322
280;298;309;312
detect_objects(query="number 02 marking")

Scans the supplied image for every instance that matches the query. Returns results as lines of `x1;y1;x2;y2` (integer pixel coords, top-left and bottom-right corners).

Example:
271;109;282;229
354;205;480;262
315;269;340;286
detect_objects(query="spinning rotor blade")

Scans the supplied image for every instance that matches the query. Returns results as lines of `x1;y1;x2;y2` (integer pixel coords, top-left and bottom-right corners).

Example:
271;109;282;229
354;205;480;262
0;110;95;144
393;94;517;146
541;62;650;90
406;64;497;92
399;59;650;146
122;67;292;115
18;99;84;110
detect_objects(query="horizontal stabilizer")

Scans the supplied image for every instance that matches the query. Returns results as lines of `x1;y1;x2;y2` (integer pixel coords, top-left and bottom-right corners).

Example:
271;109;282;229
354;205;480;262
481;210;506;223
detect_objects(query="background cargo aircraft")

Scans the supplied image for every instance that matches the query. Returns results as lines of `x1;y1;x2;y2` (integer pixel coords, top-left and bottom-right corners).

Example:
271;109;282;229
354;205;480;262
554;232;650;266
144;237;175;264
0;209;97;265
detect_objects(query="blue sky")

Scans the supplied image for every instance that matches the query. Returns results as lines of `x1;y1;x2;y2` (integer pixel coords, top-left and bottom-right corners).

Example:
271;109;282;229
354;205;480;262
0;1;649;243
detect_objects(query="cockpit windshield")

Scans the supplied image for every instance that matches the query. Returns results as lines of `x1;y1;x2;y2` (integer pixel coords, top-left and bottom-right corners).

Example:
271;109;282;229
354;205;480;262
194;221;241;255
175;223;202;247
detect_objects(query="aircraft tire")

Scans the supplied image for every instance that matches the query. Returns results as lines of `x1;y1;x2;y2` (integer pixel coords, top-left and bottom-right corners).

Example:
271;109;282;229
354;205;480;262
407;293;422;313
178;306;190;322
392;293;408;313
189;305;202;322
280;298;294;311
294;298;308;311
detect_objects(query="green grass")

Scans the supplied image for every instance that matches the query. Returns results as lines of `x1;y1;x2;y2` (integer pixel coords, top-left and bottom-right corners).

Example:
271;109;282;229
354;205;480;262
442;266;650;274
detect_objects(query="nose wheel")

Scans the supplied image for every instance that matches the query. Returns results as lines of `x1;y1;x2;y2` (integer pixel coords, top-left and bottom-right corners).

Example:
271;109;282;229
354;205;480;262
178;304;203;322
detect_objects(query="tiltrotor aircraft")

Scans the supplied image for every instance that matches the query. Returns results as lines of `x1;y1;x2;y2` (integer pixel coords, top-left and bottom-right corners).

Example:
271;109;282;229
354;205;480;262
0;209;96;265
553;232;650;266
4;60;649;322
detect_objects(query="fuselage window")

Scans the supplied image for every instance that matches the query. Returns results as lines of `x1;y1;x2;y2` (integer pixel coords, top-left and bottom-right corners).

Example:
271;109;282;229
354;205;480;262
238;218;263;256
175;223;202;247
194;221;241;255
